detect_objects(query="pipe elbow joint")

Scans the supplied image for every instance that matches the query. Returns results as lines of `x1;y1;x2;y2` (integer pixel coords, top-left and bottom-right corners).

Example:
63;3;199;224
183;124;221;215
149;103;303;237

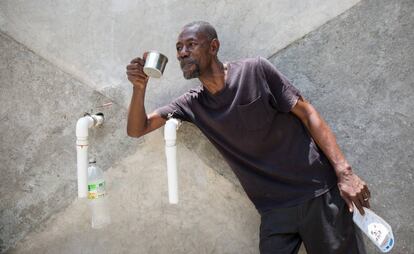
76;116;94;138
164;118;181;146
76;113;105;138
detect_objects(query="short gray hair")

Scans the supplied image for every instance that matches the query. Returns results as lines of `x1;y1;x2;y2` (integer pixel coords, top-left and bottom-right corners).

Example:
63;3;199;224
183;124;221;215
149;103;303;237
182;21;218;41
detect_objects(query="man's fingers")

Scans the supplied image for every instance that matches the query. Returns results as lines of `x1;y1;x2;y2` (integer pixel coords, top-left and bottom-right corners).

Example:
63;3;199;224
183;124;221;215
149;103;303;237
357;204;365;215
359;183;371;208
126;70;145;76
362;190;371;209
128;76;147;83
130;57;141;63
130;57;145;65
127;73;147;80
343;186;365;215
342;195;354;213
338;186;354;213
354;185;367;215
353;198;365;215
364;185;371;199
357;193;366;210
338;173;370;216
359;178;370;197
126;69;147;77
126;63;144;70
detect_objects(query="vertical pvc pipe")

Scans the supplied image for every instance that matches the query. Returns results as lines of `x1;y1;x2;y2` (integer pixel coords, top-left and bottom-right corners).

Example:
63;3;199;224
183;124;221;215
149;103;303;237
164;118;181;204
76;140;89;198
165;145;178;204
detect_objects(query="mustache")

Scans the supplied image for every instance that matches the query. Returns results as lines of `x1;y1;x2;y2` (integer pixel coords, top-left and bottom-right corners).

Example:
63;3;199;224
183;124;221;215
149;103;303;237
180;58;198;69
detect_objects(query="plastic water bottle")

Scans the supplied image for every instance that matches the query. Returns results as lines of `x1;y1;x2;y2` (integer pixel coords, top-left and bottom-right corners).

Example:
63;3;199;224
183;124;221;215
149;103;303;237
352;205;394;252
87;159;111;229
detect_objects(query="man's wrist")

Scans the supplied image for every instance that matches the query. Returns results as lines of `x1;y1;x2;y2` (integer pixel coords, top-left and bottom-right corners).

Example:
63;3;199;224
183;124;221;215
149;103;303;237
133;85;146;94
333;162;353;177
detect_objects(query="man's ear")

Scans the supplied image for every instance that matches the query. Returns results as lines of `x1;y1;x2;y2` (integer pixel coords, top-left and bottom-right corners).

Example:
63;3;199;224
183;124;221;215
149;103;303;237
209;38;220;55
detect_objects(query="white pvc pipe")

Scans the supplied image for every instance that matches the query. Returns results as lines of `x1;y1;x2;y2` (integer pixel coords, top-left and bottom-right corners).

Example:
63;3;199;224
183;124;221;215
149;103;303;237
76;114;104;198
164;118;181;204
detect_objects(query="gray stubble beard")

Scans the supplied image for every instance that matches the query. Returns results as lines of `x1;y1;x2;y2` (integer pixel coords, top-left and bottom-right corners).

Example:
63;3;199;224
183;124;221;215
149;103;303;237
183;68;200;79
181;60;201;80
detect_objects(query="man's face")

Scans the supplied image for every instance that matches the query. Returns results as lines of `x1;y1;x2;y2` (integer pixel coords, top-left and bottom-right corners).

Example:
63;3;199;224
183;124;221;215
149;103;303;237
176;27;210;79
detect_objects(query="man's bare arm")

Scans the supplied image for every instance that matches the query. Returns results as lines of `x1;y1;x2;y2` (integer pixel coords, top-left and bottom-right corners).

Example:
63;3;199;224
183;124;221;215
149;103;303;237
291;96;371;214
126;55;166;138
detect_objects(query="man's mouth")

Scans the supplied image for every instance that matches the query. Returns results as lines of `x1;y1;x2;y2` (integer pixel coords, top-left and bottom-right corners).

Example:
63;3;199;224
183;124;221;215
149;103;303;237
181;63;194;70
180;59;197;70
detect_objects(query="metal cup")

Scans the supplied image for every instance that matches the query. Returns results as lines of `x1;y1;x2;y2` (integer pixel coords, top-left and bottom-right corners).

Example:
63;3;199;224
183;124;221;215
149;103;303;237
143;50;168;78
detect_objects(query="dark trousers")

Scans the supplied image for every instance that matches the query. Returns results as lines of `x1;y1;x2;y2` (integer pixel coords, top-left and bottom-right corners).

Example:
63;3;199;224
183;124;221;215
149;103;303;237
259;186;366;254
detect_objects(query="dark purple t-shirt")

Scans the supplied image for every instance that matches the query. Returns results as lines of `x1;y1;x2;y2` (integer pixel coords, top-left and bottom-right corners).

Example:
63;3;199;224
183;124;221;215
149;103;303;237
156;57;337;214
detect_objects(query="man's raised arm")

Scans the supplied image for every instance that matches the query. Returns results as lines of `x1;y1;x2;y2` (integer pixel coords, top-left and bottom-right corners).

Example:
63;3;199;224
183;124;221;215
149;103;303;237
126;56;166;138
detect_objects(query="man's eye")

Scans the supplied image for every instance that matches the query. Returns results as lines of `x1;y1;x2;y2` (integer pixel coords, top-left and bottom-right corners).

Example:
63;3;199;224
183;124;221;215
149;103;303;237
176;46;182;51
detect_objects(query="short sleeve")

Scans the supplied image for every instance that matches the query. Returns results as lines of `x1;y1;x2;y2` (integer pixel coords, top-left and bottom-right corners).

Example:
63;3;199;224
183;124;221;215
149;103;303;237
258;57;301;112
155;93;191;122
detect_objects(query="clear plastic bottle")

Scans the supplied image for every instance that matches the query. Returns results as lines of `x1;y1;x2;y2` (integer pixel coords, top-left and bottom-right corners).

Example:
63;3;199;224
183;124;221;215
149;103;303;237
353;206;394;253
87;159;111;229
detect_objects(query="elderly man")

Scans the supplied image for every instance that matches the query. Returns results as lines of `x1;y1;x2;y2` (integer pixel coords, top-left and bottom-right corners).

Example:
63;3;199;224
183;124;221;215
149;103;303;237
126;21;369;254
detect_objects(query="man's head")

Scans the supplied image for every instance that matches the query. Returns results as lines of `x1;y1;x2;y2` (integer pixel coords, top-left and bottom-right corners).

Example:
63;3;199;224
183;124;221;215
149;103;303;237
176;21;220;79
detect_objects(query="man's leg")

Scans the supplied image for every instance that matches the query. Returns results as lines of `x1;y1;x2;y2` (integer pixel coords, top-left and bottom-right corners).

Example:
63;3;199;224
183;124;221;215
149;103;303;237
259;206;302;254
298;186;367;254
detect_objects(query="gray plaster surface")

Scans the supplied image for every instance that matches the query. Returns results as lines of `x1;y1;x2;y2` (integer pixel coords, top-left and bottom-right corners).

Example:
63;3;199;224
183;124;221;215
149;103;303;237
0;0;359;111
0;1;361;253
269;0;414;252
1;0;412;253
0;32;260;253
0;32;138;252
7;130;260;254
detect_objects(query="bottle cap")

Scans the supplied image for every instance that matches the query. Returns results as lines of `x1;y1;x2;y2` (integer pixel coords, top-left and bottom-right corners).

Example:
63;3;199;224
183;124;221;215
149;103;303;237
89;157;96;164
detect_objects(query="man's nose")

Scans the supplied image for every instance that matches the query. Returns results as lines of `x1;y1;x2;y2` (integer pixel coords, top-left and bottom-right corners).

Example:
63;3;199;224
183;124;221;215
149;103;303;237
178;46;190;59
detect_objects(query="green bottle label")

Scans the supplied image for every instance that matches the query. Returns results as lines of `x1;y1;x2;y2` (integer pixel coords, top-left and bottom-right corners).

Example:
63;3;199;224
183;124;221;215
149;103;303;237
88;180;105;199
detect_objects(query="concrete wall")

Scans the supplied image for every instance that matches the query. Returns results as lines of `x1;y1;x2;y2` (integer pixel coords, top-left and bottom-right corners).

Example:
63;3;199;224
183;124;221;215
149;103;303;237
0;0;359;110
2;0;412;253
0;31;136;251
270;0;414;253
0;1;361;253
0;31;259;254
